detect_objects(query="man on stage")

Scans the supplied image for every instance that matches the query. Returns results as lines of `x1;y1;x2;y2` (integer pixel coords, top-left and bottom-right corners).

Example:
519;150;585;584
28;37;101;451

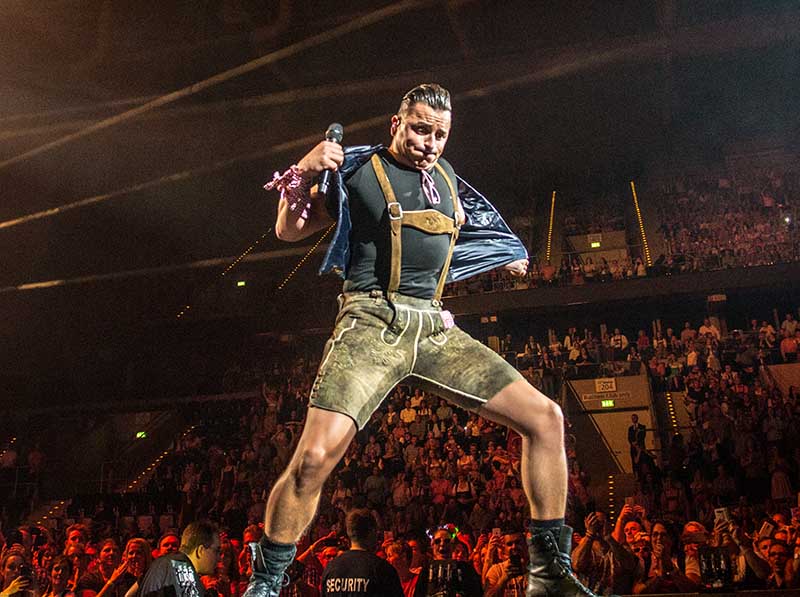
250;83;601;597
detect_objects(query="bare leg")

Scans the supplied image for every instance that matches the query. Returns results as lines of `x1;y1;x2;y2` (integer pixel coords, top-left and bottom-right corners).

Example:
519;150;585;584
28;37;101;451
264;408;357;543
479;378;566;520
481;380;603;596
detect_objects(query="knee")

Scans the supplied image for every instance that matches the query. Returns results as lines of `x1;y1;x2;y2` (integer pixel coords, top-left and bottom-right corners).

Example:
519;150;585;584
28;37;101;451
522;398;564;442
290;446;334;493
541;399;564;438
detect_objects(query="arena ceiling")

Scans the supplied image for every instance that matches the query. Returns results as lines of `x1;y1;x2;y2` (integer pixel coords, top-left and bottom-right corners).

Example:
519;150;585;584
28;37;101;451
0;0;798;375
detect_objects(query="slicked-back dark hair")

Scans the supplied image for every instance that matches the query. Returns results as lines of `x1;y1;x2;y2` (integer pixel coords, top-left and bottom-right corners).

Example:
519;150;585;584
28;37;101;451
398;83;451;115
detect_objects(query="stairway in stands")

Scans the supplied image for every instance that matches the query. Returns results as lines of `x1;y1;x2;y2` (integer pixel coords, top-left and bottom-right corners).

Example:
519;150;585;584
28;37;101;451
766;363;800;398
601;472;639;523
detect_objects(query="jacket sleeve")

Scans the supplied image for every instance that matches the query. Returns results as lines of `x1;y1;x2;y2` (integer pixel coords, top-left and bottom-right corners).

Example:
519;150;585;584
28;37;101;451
318;145;383;278
448;177;528;282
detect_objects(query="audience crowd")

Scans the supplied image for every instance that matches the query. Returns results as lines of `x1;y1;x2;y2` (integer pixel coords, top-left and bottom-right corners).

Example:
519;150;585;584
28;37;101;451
3;302;800;595
655;169;797;272
446;160;797;298
563;193;627;236
445;253;648;296
1;156;798;595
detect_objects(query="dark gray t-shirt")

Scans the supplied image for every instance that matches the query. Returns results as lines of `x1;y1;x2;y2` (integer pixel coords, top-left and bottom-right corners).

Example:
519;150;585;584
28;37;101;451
138;553;204;597
343;150;458;299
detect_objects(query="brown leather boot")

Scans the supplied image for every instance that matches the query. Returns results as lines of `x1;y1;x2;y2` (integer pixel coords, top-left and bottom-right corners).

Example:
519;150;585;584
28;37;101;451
526;525;613;597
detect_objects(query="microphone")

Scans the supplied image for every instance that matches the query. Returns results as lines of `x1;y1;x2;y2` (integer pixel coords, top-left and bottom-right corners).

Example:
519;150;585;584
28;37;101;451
317;122;344;196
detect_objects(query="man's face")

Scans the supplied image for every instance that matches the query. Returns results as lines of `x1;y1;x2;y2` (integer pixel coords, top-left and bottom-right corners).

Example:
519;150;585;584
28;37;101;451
502;534;526;561
768;544;789;574
431;530;454;560
195;537;221;576
757;538;771;559
624;521;642;545
159;535;180;556
100;542;120;566
390;103;451;170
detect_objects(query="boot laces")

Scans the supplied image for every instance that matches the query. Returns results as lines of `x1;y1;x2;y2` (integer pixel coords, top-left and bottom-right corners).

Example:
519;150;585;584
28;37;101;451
563;565;600;596
249;570;290;594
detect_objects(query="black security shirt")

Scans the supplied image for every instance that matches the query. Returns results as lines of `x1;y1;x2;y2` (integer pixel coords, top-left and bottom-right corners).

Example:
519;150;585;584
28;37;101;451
321;550;403;597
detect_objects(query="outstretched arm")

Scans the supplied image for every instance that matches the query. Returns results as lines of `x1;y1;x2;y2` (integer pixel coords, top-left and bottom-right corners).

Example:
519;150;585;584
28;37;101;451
297;531;337;563
268;141;342;242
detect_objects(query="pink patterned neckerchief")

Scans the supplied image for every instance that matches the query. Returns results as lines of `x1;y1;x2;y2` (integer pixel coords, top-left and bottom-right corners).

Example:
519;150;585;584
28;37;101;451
420;168;441;206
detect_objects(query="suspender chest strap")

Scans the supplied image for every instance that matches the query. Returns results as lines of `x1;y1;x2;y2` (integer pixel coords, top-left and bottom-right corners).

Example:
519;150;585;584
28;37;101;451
369;154;460;303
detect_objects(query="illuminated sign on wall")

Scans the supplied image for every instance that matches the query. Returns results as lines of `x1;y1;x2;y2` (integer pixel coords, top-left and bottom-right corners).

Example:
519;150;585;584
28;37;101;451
595;378;617;393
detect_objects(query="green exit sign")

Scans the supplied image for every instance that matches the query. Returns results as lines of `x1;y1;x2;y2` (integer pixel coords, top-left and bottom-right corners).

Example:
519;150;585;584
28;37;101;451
590;241;601;248
601;399;615;408
135;431;147;439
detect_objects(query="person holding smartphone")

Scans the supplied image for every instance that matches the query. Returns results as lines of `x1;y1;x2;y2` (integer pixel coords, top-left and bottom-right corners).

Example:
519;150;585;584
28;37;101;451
484;532;528;597
1;547;39;597
573;512;637;596
41;556;74;597
297;531;341;592
632;522;699;594
76;539;133;597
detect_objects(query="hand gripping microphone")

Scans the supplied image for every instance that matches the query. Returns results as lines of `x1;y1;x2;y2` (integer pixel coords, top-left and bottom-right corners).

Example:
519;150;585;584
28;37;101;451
317;122;344;196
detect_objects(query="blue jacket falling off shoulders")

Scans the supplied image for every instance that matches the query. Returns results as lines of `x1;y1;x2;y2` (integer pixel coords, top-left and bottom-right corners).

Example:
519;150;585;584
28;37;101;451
320;145;528;283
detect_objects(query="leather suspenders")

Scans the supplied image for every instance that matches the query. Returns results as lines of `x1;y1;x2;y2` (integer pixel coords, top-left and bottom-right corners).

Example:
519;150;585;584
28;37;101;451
369;153;460;303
